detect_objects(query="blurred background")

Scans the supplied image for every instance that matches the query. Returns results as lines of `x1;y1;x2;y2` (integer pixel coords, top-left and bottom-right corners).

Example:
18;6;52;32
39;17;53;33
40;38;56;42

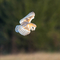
0;0;60;55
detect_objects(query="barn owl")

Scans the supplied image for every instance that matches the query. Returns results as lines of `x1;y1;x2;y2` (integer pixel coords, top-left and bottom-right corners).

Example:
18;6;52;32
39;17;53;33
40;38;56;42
15;12;37;36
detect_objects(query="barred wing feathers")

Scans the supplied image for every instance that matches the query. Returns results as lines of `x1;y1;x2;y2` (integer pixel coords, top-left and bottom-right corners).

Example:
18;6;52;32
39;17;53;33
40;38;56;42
19;12;35;24
15;25;30;36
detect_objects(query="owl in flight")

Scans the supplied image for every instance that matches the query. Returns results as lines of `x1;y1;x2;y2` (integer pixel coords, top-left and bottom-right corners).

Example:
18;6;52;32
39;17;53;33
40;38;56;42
15;12;37;36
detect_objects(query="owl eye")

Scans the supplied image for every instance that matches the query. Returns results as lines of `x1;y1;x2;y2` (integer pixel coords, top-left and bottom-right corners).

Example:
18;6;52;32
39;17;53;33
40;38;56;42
32;27;34;29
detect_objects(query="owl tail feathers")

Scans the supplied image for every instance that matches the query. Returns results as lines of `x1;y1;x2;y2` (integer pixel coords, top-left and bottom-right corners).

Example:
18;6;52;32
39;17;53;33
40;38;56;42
15;25;20;33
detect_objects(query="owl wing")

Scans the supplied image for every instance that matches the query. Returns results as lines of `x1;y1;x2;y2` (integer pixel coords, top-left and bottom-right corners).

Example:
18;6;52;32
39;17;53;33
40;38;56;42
19;12;35;24
15;25;20;33
15;25;30;36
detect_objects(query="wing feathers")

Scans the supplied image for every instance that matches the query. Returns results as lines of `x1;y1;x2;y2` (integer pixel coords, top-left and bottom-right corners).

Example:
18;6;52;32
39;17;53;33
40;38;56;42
15;25;20;33
19;12;35;24
15;25;30;36
18;26;30;36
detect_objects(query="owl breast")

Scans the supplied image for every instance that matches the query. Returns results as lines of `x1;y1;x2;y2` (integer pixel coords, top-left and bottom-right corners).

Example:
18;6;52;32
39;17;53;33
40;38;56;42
18;25;30;36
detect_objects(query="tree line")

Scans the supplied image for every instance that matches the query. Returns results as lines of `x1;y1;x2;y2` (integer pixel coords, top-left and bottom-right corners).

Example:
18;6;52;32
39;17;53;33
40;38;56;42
0;0;60;54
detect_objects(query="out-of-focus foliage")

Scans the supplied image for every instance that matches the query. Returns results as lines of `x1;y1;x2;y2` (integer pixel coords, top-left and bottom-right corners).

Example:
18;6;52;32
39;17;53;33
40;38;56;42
0;0;60;53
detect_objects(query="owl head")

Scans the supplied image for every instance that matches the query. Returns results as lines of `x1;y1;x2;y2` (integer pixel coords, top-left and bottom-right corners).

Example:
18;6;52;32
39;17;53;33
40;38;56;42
30;26;36;31
28;23;37;31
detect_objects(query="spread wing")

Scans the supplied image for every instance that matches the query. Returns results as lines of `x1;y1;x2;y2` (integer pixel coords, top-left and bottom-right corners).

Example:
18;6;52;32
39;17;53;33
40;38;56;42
19;12;35;24
15;25;30;36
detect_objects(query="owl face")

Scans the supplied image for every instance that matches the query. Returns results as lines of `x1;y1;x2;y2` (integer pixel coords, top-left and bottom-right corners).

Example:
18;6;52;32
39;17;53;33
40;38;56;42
30;24;36;31
27;23;36;31
30;26;36;31
15;12;37;36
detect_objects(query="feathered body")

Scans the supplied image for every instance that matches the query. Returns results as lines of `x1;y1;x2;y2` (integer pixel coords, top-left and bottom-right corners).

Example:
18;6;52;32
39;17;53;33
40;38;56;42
15;12;37;36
